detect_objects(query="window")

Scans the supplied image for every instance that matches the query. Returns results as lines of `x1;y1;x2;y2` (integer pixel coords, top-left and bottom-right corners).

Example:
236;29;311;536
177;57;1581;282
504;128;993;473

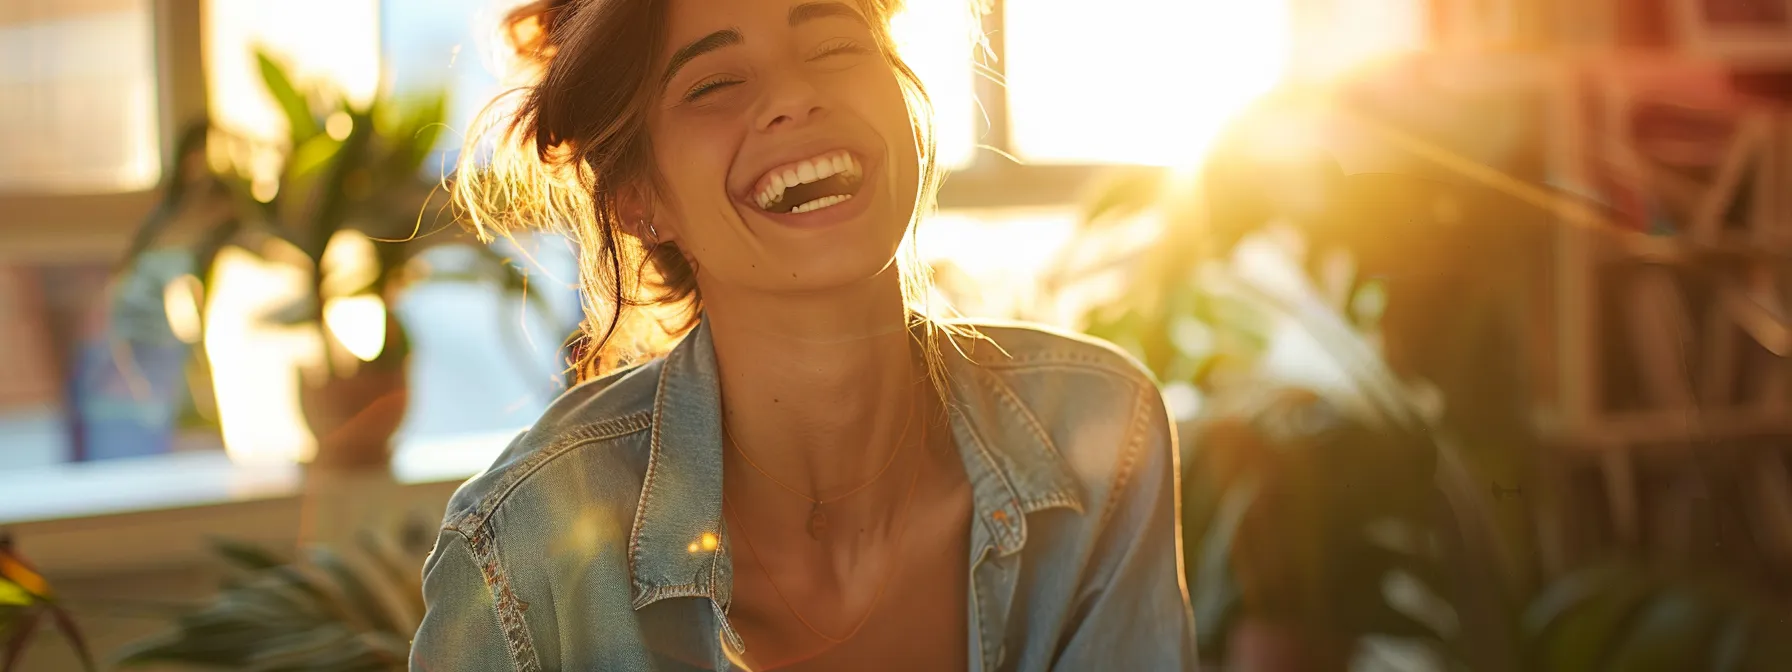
0;0;161;193
381;0;506;175
1003;0;1292;166
205;0;382;142
890;0;980;168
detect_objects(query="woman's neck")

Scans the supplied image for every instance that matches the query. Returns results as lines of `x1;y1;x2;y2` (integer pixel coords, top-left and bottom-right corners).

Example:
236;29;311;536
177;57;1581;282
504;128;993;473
702;273;925;501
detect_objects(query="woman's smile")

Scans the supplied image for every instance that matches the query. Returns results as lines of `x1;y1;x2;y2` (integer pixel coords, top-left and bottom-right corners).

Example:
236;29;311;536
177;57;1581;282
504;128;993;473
747;149;863;213
735;146;880;230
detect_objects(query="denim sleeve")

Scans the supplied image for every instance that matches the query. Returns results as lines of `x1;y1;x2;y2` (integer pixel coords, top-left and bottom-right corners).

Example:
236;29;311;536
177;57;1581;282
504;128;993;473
411;529;518;672
1055;389;1200;670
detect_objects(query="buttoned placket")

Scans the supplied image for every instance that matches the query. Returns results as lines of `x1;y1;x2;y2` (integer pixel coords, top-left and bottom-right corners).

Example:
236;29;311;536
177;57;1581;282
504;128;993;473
968;540;1009;670
956;399;1030;672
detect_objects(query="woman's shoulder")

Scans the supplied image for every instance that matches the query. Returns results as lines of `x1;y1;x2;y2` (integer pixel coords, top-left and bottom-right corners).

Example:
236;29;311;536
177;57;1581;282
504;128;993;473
940;318;1159;388
941;319;1174;517
436;359;664;538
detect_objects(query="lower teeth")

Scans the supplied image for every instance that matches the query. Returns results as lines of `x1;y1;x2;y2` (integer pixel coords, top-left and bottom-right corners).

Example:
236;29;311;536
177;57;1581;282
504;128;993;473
787;194;852;213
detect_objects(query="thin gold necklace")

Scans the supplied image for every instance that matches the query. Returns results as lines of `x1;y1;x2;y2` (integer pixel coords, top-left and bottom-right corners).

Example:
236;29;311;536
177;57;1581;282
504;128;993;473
723;398;915;540
723;423;926;649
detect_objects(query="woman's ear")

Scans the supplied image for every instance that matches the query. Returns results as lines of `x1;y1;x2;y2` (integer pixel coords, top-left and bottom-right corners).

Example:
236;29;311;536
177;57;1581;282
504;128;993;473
616;183;672;244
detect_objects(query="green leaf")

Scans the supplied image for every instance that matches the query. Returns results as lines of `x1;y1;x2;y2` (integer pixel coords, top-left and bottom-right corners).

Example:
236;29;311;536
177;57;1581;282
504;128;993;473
1602;586;1725;672
287;134;345;181
308;105;376;258
118;120;214;276
1525;566;1658;672
256;49;320;145
1190;477;1257;660
389;90;448;178
308;548;400;635
0;583;29;608
241;624;356;670
211;538;289;572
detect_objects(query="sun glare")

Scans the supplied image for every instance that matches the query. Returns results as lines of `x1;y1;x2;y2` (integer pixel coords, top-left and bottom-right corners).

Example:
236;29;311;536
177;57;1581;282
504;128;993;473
324;295;389;363
203;247;322;465
163;274;205;345
1004;0;1292;166
888;0;979;168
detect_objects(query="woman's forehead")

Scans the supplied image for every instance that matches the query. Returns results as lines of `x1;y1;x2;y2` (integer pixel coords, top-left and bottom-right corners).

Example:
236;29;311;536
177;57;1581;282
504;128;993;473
661;0;869;42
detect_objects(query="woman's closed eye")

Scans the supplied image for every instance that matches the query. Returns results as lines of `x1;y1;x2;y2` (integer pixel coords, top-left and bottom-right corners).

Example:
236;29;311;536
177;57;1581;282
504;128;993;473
808;38;870;61
680;40;869;102
683;75;744;102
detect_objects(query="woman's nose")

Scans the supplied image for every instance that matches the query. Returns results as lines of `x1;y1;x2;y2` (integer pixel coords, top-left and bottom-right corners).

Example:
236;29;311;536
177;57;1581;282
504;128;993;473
754;71;826;132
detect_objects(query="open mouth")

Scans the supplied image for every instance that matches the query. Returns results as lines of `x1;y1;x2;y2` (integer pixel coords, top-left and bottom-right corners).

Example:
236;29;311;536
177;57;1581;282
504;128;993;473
749;150;865;214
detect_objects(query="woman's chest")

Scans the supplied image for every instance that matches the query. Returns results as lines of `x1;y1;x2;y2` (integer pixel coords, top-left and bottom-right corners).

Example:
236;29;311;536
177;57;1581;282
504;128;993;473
729;481;974;670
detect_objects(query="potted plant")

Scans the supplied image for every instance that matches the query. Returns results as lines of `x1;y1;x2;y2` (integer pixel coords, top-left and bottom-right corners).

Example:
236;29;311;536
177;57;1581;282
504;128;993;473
119;49;546;470
1057;99;1792;670
114;528;434;671
0;532;94;672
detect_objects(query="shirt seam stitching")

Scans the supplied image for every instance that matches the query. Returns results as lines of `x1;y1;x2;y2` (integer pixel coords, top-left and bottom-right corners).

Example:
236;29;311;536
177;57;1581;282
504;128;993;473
459;524;542;672
627;363;673;605
449;413;653;537
1100;381;1151;528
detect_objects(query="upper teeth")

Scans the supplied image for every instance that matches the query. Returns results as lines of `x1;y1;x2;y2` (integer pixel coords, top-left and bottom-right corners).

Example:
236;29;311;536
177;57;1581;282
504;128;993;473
755;151;861;210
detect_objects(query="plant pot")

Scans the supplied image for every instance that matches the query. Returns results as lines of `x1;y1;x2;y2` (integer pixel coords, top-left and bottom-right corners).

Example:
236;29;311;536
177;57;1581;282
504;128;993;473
1226;620;1354;672
299;314;410;470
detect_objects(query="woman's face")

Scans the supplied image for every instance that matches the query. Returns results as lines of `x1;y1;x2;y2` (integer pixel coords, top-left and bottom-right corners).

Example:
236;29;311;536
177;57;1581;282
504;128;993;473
644;0;922;296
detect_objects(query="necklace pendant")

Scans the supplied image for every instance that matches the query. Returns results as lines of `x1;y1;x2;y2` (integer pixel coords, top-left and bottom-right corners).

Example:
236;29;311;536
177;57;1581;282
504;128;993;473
806;503;829;540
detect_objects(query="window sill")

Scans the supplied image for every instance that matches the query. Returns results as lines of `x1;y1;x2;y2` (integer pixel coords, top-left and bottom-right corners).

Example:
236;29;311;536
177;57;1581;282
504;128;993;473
0;429;519;577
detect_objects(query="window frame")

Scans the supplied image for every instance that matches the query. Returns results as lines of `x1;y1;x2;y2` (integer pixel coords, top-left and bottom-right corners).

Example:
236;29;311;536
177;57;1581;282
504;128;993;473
0;0;206;263
933;0;1133;211
0;0;1140;261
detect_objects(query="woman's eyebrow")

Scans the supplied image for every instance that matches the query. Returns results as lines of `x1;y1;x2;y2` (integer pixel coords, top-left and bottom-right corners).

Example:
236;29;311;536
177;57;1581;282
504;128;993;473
662;29;743;88
788;1;868;28
661;3;867;89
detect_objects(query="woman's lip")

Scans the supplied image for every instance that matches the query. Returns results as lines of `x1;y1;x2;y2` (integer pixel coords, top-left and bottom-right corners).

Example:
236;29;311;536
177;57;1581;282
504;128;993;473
737;157;878;230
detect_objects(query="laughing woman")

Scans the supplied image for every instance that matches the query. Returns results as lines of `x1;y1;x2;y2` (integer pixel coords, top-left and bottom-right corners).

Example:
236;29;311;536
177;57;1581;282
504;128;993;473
411;0;1197;669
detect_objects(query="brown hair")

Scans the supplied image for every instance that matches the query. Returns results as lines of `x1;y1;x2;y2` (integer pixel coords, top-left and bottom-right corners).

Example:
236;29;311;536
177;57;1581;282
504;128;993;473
455;0;959;385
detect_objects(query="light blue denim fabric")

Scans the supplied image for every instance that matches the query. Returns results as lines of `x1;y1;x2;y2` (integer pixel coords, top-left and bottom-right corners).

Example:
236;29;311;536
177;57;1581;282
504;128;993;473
410;318;1197;671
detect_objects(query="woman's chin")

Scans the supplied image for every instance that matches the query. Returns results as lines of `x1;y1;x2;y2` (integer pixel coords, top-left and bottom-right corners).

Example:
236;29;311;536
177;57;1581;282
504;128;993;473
753;242;907;295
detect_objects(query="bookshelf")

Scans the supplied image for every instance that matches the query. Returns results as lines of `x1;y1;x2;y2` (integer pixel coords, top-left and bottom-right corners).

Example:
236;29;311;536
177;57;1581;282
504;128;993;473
1417;0;1792;574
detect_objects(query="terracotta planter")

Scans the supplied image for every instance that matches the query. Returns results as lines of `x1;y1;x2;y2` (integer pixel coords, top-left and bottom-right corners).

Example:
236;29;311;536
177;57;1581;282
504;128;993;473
299;315;409;470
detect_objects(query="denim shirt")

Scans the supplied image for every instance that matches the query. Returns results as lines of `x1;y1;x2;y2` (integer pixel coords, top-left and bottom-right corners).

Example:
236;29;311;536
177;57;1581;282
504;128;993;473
411;318;1197;671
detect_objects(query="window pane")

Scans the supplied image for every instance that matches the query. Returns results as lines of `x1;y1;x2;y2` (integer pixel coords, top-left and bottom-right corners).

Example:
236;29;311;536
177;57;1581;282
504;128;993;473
381;0;506;177
205;0;382;143
391;234;581;450
1005;0;1292;166
0;0;160;193
890;0;978;169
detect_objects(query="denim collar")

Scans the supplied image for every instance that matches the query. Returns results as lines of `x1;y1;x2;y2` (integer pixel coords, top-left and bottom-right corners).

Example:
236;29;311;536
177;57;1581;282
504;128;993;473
627;319;1086;617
